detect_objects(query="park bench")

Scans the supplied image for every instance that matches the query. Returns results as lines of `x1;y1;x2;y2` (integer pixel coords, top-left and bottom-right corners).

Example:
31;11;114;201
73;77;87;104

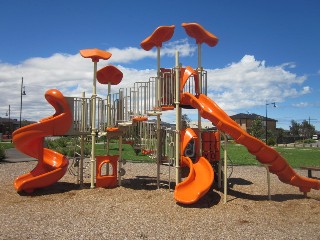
300;166;320;178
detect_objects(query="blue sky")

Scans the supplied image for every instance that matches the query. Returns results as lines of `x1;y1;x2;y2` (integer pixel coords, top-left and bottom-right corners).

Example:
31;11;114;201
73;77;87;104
0;0;319;130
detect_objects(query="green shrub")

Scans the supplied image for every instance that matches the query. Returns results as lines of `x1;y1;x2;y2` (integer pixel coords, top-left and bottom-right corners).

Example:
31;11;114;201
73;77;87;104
267;137;276;146
45;137;91;157
0;145;5;161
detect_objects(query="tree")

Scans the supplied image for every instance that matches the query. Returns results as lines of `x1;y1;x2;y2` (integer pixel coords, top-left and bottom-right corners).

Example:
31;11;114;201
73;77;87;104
250;116;264;140
275;128;285;144
300;120;316;139
289;120;301;136
181;114;191;129
289;120;316;139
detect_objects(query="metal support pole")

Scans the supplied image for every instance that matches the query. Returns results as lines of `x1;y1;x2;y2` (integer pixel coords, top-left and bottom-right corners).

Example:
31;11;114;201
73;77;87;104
175;51;181;184
262;164;272;200
218;132;222;189
19;77;26;128
222;132;228;204
197;43;202;158
118;135;123;186
80;92;85;187
7;105;11;136
157;47;161;107
155;46;162;189
156;114;161;189
107;83;111;127
90;61;98;189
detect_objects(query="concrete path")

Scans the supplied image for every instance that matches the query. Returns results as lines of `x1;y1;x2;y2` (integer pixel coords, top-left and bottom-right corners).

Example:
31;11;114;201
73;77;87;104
3;148;36;163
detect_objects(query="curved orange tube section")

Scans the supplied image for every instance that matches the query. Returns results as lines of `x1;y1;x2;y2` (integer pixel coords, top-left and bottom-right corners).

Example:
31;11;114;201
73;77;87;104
13;89;72;193
174;128;214;204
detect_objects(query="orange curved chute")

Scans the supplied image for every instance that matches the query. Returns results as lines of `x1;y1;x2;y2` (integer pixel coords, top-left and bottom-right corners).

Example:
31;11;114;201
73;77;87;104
13;89;72;193
180;66;200;94
140;25;175;51
182;22;218;47
181;92;320;193
97;65;123;85
174;128;214;204
80;48;112;62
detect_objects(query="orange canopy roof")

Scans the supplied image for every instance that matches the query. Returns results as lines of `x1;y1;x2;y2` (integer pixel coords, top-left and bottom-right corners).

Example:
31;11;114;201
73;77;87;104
181;23;218;47
79;48;112;62
97;65;123;85
140;25;175;51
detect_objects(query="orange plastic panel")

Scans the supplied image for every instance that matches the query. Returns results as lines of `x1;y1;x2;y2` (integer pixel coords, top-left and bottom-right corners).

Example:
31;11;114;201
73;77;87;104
140;25;175;51
161;105;175;111
132;116;148;122
79;48;112;62
97;65;123;85
182;22;218;47
106;127;119;132
96;155;118;188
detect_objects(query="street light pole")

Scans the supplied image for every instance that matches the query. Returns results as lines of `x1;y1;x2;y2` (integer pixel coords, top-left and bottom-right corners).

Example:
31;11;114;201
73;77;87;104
19;77;26;128
6;105;11;137
265;101;276;144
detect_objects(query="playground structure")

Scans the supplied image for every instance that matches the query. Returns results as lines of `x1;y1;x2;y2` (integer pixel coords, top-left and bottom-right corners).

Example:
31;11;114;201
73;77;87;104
12;23;320;204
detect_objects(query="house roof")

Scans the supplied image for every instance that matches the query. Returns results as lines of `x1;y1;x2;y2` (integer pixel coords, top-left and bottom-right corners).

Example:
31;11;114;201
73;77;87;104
230;113;277;122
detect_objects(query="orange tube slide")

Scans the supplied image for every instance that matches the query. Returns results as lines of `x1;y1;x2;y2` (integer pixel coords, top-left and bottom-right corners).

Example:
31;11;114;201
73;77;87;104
13;89;72;193
181;92;320;193
174;128;214;204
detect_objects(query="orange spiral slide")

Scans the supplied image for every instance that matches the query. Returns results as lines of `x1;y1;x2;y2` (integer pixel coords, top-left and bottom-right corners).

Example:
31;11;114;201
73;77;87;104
174;128;214;204
13;89;72;193
181;92;320;194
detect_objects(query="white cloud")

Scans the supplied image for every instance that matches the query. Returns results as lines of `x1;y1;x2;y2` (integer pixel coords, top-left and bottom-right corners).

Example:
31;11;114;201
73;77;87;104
105;39;196;64
292;102;310;108
0;47;310;126
205;55;309;111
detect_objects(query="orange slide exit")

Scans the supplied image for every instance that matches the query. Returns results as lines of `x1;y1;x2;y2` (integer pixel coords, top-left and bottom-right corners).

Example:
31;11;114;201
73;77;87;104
174;128;214;204
181;92;320;194
13;89;72;193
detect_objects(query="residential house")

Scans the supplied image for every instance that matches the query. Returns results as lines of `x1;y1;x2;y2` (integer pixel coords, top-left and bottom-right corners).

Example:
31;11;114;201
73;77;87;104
230;113;277;133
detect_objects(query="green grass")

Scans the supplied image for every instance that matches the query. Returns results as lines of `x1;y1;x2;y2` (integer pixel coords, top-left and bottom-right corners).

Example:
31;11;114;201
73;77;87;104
225;143;320;168
0;142;14;149
0;142;14;160
3;139;319;168
95;142;153;162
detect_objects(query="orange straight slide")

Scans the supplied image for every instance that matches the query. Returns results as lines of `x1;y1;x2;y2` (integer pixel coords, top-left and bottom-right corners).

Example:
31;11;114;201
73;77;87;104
13;89;72;193
174;128;214;204
181;92;320;194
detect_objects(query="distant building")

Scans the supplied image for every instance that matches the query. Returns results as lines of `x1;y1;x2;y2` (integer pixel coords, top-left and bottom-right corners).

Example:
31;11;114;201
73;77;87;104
230;113;277;133
0;117;35;139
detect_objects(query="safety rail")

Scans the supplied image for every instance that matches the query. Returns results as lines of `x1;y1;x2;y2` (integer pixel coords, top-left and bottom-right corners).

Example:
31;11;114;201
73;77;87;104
159;67;208;107
65;96;106;135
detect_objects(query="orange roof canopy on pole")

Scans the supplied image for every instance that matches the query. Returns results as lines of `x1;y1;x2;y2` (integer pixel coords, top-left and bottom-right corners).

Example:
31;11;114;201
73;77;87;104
140;25;175;51
97;65;123;85
79;48;112;62
182;23;218;47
